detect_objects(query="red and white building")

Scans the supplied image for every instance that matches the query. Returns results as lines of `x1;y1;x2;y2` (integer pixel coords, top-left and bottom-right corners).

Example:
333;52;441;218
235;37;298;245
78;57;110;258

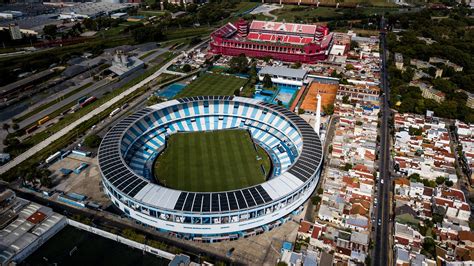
210;19;333;63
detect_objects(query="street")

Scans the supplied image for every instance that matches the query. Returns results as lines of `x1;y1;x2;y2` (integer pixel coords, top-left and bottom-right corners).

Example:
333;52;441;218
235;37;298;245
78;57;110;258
373;16;392;266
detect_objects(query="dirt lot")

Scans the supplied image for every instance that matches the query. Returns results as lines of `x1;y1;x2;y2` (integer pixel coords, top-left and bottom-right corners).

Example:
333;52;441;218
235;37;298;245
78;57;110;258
49;154;110;207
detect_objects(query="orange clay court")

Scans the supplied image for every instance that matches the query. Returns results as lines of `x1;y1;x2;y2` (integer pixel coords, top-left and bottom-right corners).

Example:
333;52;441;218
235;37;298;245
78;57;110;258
300;82;339;112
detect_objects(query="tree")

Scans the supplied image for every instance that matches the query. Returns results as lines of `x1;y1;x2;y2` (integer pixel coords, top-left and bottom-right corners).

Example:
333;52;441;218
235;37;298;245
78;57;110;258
317;188;323;194
132;26;164;43
189;36;201;45
297;108;305;115
350;40;359;50
12;123;19;131
323;104;334;115
346;64;355;70
435;176;446;185
2;123;10;132
342;95;350;104
291;62;302;69
262;74;273;89
432;213;444;224
311;195;321;205
83;18;98;31
343;163;353;171
147;95;162;106
43;25;58;40
445;180;454;187
408;173;421;182
40;176;52;188
421;237;436;258
181;64;192;72
84;134;102;148
409;126;423;136
228;54;248;74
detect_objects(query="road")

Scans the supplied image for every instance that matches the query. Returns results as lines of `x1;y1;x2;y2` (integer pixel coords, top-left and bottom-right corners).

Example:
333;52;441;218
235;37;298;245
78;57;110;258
0;40;210;176
17;70;145;129
0;53;183;176
373;16;392;266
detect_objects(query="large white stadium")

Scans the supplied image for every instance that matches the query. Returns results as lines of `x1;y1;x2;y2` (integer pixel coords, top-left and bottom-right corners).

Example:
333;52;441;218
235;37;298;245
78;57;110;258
98;96;323;241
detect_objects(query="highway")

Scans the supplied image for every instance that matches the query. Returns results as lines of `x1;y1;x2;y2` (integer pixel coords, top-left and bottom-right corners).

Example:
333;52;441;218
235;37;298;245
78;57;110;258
0;51;185;176
373;16;392;266
17;70;145;129
0;39;211;176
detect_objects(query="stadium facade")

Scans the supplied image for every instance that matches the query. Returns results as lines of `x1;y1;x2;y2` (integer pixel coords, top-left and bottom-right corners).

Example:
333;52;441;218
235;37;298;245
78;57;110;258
98;96;323;241
210;19;333;63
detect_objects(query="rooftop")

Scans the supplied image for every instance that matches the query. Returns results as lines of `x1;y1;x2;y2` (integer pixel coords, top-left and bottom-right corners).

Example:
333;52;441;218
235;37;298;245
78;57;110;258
259;66;307;80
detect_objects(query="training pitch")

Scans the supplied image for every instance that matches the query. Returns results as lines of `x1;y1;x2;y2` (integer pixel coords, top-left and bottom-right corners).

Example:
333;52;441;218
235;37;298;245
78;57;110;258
153;129;271;192
175;73;248;98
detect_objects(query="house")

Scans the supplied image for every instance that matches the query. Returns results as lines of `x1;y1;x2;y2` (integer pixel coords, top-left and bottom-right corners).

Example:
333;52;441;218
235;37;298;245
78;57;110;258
395;53;404;70
394;222;423;248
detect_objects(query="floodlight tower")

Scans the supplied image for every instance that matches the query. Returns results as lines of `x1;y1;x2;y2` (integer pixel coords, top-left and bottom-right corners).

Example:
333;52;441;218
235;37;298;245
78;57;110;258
315;94;321;134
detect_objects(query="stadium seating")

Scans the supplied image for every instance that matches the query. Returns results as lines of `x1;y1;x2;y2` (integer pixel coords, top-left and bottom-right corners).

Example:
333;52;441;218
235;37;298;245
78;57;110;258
121;100;303;179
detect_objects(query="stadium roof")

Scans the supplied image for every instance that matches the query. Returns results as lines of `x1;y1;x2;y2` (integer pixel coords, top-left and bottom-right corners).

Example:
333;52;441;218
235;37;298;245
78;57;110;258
259;66;307;80
250;20;319;35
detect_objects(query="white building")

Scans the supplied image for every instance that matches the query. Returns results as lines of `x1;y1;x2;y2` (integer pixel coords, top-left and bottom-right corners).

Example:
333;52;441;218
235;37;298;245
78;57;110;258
258;66;307;87
108;50;144;78
9;23;22;40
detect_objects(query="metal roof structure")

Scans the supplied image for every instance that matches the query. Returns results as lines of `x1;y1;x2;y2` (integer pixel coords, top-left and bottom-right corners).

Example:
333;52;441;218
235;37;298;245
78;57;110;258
258;66;308;80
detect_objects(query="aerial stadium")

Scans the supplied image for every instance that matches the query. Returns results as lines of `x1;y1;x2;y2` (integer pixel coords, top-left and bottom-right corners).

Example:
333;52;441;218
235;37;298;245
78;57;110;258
210;19;333;63
98;96;323;241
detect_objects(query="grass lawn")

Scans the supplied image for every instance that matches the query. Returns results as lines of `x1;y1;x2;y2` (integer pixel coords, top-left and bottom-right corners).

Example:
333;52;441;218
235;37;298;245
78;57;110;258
154;129;271;192
270;6;342;22
175;73;248;98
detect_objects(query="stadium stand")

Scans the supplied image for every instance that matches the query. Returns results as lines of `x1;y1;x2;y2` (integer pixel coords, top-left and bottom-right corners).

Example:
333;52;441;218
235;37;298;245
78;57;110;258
98;96;323;241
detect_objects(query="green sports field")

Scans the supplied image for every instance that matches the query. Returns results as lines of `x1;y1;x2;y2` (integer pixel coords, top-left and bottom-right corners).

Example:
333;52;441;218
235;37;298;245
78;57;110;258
175;73;248;98
153;129;271;192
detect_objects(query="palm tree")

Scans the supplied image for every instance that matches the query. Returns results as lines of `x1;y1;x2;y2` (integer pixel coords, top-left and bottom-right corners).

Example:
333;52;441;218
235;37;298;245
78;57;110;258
2;123;10;132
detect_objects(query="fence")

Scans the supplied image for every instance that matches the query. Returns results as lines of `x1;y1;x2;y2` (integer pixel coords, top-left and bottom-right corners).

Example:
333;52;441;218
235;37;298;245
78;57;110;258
67;219;175;261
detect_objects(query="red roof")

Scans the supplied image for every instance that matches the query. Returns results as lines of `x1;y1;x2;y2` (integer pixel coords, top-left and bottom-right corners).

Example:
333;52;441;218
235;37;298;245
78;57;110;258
250;20;320;35
27;211;47;224
298;221;312;233
311;225;322;239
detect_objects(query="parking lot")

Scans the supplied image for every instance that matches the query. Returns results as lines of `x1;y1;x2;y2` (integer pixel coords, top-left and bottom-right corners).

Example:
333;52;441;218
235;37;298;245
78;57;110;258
48;154;110;207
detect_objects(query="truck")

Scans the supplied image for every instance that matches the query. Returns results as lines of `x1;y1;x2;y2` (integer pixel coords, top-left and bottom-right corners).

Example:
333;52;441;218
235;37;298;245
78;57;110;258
109;107;121;117
26;125;38;134
80;96;97;108
72;150;91;157
37;116;50;125
45;151;61;164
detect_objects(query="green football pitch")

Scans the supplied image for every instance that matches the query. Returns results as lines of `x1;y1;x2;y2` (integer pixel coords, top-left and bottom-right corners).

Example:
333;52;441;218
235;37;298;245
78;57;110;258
175;73;248;98
153;129;271;192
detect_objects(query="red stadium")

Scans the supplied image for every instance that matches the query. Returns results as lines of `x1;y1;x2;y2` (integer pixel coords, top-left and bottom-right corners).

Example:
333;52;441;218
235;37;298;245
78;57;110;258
210;19;333;63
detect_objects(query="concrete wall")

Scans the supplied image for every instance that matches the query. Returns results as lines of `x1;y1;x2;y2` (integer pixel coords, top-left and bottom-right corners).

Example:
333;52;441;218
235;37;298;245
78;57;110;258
67;219;176;261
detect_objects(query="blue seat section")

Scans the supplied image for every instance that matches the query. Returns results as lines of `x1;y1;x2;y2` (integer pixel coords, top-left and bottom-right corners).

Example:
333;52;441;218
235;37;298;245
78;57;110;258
121;100;303;178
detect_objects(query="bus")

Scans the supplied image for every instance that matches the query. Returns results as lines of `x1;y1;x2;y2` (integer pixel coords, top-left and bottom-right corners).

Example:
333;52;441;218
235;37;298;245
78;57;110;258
37;116;50;125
